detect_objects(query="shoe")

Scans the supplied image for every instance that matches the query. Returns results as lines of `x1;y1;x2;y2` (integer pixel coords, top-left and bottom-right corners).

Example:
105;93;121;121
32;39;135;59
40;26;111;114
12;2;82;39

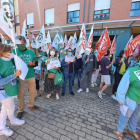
111;94;116;100
28;105;39;110
46;93;51;99
94;83;98;86
91;84;95;87
86;88;89;93
0;127;14;137
98;92;103;99
61;92;65;96
56;94;59;100
70;92;75;95
17;112;24;119
11;118;25;126
128;129;140;140
102;93;106;96
77;88;83;93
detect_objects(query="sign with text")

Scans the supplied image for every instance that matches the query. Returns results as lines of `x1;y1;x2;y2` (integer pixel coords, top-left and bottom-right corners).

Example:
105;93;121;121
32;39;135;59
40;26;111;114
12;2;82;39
65;56;75;62
134;70;140;81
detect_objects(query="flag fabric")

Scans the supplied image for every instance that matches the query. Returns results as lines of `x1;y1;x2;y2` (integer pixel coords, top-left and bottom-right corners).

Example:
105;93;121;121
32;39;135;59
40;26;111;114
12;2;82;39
60;36;64;49
21;19;30;47
78;23;86;55
44;31;51;54
124;35;133;58
85;25;94;55
133;43;140;58
131;34;140;50
64;34;68;48
0;33;7;44
52;33;61;49
36;25;45;49
95;31;104;50
71;32;77;50
110;35;116;55
31;35;37;48
97;28;111;60
65;36;73;50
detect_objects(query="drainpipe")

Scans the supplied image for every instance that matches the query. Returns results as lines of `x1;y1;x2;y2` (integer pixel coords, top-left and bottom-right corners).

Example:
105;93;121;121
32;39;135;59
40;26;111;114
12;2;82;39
83;0;86;23
86;0;90;28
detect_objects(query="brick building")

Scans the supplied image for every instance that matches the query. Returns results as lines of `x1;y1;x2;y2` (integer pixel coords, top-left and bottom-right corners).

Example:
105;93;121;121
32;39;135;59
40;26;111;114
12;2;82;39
0;0;140;54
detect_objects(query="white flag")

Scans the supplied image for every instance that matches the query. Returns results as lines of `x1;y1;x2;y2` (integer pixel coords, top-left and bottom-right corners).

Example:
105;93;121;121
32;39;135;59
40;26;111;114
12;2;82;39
79;23;86;55
52;33;61;49
85;25;94;55
44;31;51;54
31;35;36;48
21;19;30;47
64;34;68;48
60;36;64;49
71;32;77;50
36;25;45;49
65;36;73;50
0;33;7;44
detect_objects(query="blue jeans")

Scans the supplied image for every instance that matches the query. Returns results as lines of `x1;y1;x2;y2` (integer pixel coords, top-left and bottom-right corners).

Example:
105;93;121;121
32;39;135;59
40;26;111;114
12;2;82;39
73;71;82;88
62;73;74;93
117;104;140;132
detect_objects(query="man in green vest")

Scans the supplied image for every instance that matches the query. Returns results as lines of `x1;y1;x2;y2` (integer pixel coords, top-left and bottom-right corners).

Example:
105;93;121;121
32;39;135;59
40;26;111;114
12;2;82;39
116;57;140;140
13;36;39;119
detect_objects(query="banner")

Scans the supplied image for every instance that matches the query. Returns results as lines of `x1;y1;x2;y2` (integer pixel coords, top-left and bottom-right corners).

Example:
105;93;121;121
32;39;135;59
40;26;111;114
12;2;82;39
95;31;104;50
97;28;111;60
65;56;75;62
85;25;94;55
133;44;140;58
124;35;133;58
131;34;140;50
71;32;77;50
110;35;116;55
21;19;30;47
0;33;7;44
52;33;61;49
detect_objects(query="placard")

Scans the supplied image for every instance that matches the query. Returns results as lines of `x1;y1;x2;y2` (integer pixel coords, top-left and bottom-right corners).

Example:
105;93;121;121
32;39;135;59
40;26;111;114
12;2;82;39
65;56;75;62
134;70;140;81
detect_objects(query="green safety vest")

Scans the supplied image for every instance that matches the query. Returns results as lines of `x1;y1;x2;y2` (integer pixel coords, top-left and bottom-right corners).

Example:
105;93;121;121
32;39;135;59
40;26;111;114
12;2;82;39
0;58;18;96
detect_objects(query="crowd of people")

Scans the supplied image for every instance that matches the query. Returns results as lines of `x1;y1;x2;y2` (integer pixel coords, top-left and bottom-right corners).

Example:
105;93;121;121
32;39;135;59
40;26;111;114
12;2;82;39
0;35;140;140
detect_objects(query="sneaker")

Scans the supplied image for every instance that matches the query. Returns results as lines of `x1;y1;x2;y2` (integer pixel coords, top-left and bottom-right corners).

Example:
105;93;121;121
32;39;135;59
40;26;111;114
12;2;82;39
91;84;95;87
86;88;89;93
98;92;103;99
102;93;106;96
17;112;24;119
94;83;98;86
70;92;75;95
56;94;59;100
0;127;14;137
61;92;65;96
111;94;116;100
28;105;39;110
10;118;25;126
46;93;51;99
77;88;83;93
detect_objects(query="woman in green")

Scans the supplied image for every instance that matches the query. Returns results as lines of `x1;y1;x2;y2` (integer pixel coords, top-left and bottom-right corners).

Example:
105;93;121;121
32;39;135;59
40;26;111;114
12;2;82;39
44;48;60;100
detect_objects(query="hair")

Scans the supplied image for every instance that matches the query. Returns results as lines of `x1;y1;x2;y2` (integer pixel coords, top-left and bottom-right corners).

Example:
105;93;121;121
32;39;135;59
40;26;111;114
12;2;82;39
0;43;12;58
16;36;26;43
48;48;57;57
119;50;124;58
104;50;110;56
30;48;39;57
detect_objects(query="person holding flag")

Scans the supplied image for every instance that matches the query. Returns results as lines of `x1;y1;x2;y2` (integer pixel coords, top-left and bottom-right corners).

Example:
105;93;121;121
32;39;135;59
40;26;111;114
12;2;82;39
0;44;25;137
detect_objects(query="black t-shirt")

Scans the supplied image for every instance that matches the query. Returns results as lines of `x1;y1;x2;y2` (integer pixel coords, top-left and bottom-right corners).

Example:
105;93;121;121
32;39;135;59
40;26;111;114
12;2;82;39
69;62;73;74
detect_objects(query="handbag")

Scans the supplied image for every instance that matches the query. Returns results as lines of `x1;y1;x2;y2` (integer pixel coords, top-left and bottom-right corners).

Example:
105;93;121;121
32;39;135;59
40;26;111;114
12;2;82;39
48;73;56;79
54;70;64;85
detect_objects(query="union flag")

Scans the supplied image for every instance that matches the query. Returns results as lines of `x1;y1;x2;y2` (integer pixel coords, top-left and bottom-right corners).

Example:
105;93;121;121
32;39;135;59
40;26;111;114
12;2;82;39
110;36;116;55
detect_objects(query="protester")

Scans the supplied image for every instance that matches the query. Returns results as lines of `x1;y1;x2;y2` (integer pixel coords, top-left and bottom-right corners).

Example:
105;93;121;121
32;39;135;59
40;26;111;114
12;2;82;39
77;49;97;93
61;48;75;96
98;50;115;99
44;48;60;100
13;36;39;119
60;49;66;61
91;50;100;87
0;44;25;136
116;56;140;140
111;50;128;99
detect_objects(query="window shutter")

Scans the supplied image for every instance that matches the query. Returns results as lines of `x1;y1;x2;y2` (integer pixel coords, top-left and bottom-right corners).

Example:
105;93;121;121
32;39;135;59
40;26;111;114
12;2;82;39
45;8;54;24
94;0;111;11
26;13;34;25
132;0;140;2
68;3;80;12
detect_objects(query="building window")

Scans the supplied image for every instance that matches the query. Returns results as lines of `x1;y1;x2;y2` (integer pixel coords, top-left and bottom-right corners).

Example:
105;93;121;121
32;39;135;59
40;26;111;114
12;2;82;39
94;0;111;20
67;3;80;23
15;16;20;24
26;13;34;29
130;1;140;17
45;8;54;26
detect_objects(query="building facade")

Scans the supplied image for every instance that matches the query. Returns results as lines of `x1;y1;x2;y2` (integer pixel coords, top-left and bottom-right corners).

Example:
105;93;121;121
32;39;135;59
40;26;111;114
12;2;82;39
0;0;140;55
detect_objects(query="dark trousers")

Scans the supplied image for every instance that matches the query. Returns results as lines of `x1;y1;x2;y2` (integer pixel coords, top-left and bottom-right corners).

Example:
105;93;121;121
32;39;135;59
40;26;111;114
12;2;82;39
36;79;39;90
112;73;123;94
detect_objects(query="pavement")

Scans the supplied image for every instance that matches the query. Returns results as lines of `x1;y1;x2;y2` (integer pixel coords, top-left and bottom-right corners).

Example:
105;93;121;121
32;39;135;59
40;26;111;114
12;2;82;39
0;77;140;140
